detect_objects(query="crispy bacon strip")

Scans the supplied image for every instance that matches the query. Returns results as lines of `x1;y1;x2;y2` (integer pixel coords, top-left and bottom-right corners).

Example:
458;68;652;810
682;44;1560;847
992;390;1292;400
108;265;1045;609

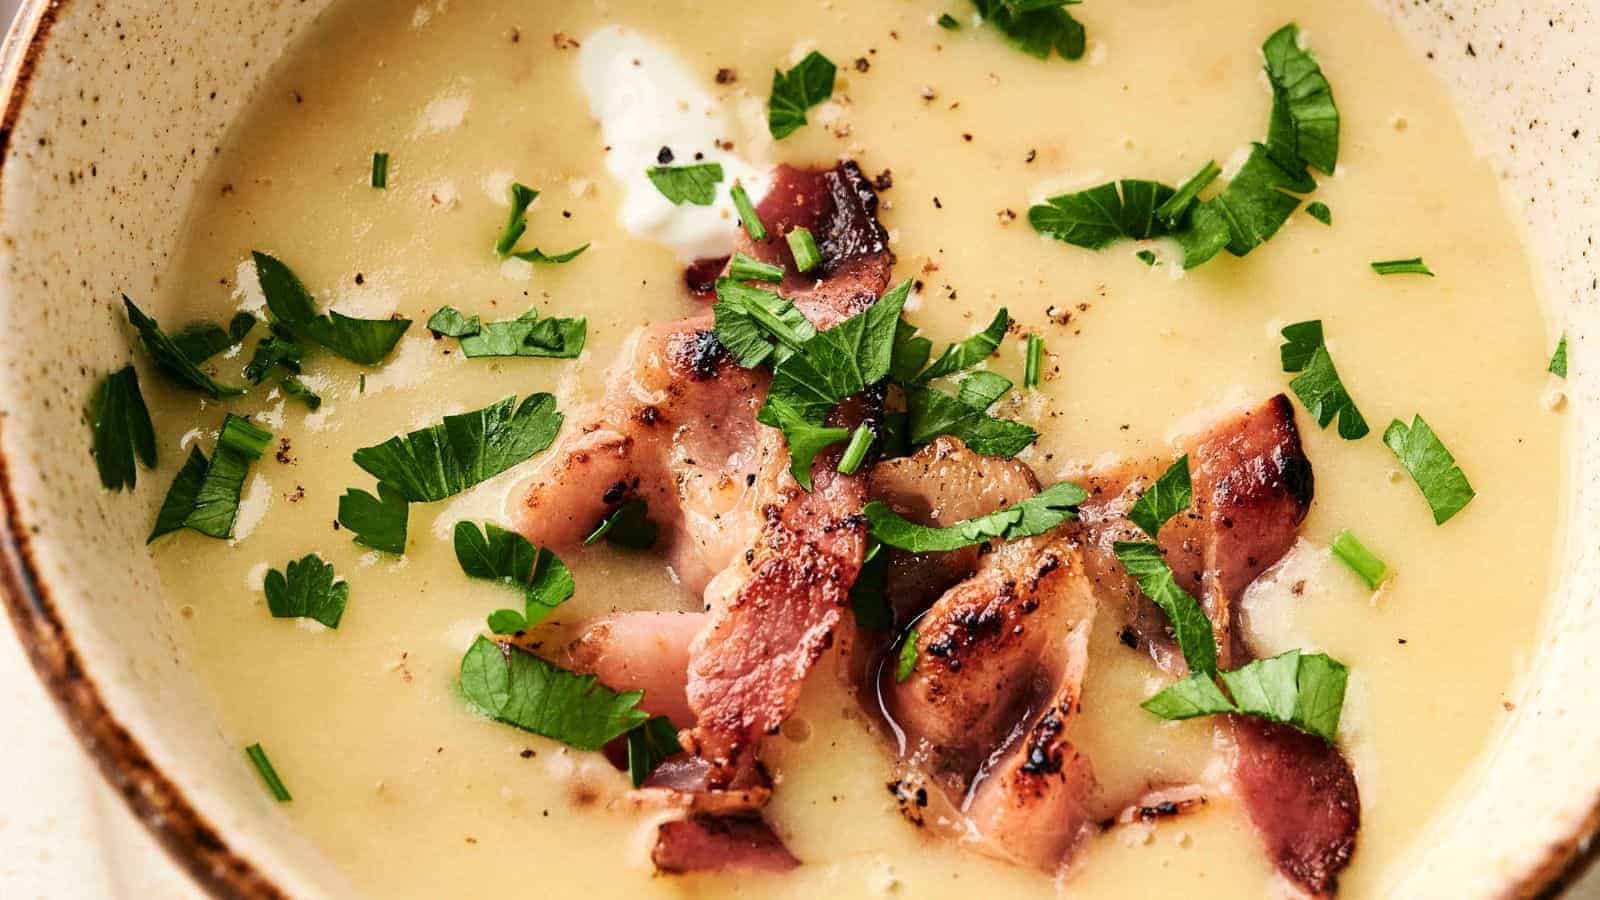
652;816;800;874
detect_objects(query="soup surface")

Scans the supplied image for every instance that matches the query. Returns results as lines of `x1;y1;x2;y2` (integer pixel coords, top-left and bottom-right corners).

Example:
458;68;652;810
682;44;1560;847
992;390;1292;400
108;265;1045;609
138;0;1566;896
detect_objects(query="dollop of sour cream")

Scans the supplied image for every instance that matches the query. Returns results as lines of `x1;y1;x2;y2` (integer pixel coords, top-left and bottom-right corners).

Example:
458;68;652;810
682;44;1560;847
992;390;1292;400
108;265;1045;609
578;26;770;261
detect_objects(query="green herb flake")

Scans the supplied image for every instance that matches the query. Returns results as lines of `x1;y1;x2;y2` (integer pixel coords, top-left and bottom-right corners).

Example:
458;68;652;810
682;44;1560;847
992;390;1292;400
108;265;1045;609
371;152;389;188
244;743;292;802
865;480;1087;553
1023;334;1044;389
1127;456;1192;539
905;377;1038;457
89;366;156;491
836;424;875;476
970;0;1085;61
1028;180;1176;251
730;182;768;242
244;331;304;385
1370;257;1433;277
427;307;481;338
1135;249;1158;266
1306;201;1332;225
850;542;893;632
583;498;659;549
171;312;256;364
336;483;408;554
1383;415;1475;525
1113;540;1217;676
1262;24;1340;176
1549;333;1568;378
915;308;1009;383
429;306;586;359
1330;529;1388;589
252;252;411;365
711;278;817;369
937;12;961;29
352;394;562;502
123;297;246;398
264;553;349;629
759;279;906;423
728;252;785;284
647;162;725;206
1280;320;1369;439
493;183;588;265
459;636;649;750
454;521;574;632
787;227;822;273
1154;160;1220;229
1142;649;1349;742
150;415;271;541
768;51;837;140
280;377;321;411
626;716;682;787
895;629;921;683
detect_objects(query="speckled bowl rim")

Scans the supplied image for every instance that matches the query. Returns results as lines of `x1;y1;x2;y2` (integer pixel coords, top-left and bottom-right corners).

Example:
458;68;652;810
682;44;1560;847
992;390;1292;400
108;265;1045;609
0;1;1588;898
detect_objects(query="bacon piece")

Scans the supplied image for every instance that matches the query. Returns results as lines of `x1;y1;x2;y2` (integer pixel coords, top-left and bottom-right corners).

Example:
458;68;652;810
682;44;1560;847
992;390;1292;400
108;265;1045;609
652;815;800;874
1229;717;1358;895
1111;784;1210;826
564;611;705;724
731;161;892;327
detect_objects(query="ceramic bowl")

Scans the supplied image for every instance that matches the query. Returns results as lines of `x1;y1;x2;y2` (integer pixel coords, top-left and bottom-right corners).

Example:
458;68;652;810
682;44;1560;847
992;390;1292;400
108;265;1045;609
0;0;1594;896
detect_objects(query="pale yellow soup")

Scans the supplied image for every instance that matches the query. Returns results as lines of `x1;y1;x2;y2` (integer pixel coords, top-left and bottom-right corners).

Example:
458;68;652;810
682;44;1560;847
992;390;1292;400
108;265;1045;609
144;0;1565;896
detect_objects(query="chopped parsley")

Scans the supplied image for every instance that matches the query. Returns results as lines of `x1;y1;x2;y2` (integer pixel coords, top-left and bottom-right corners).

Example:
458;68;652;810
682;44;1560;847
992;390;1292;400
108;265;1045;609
263;553;349;629
124;297;245;398
1330;529;1388;589
336;483;408;554
149;414;272;541
1280;320;1369;439
371;152;389;188
1024;334;1044;388
1550;333;1568;378
836;424;875;475
864;480;1087;553
1141;649;1348;742
1306;201;1332;225
1028;180;1175;251
969;0;1085;62
626;717;682;787
244;744;292;802
454;521;574;633
1114;540;1219;677
768;51;837;140
1262;24;1340;175
647;162;724;206
937;12;961;29
583;498;658;549
459;636;648;750
730;182;768;241
494;182;589;264
905;374;1038;456
252;252;411;365
244;330;304;385
787;227;822;273
279;377;321;410
711;279;817;368
1135;249;1158;266
89;366;156;491
428;306;586;359
1154;160;1220;229
1127;455;1192;539
914;308;1009;383
1370;257;1433;276
895;628;921;683
850;542;893;632
1383;415;1475;524
171;312;256;364
352;394;562;502
728;252;785;284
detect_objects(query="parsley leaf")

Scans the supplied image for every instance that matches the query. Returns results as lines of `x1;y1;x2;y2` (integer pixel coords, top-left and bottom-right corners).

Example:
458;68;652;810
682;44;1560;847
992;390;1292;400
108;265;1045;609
1306;201;1332;225
1371;257;1433;276
1262;24;1340;175
850;542;893;632
336;483;408;554
970;0;1085;61
1028;180;1176;250
150;415;272;541
1330;529;1388;589
759;279;907;425
1113;540;1218;676
89;366;156;490
1383;415;1475;524
459;636;649;751
494;183;590;264
937;12;961;29
264;553;349;628
429;306;587;359
583;498;659;549
905;377;1039;457
768;51;837;140
252;252;410;365
1128;455;1192;539
279;377;321;411
757;397;852;489
865;480;1087;552
914;308;1009;383
1192;143;1307;260
244;330;304;384
244;744;292;802
454;521;575;632
647;163;724;206
712;278;818;368
352;394;563;502
1155;161;1220;229
626;717;682;788
895;628;921;683
124;297;245;398
1141;649;1348;742
1280;320;1369;439
1550;333;1568;378
171;312;256;364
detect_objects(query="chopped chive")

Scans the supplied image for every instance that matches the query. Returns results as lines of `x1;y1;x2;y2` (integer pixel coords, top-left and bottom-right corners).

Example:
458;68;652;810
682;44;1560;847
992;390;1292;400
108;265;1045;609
1549;333;1568;378
1306;201;1332;225
836;424;875;475
371;152;389;188
1024;334;1044;388
937;12;961;29
787;227;822;274
358;373;367;394
1371;257;1433;276
730;182;767;242
1135;249;1157;266
728;252;785;284
1154;159;1220;228
245;743;292;802
1330;529;1388;589
895;628;920;683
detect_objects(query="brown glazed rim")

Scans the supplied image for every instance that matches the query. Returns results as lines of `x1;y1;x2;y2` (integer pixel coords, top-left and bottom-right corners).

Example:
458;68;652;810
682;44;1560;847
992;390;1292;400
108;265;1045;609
0;1;1590;898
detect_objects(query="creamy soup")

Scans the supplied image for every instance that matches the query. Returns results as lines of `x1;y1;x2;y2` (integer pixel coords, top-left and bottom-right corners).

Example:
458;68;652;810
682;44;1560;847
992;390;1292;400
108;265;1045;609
127;0;1567;896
